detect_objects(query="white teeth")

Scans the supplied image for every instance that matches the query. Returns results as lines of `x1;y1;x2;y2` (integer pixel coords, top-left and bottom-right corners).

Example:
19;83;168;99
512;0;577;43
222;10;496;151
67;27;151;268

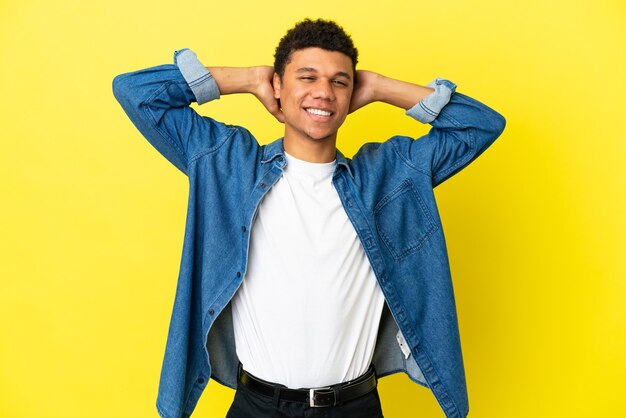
306;108;331;116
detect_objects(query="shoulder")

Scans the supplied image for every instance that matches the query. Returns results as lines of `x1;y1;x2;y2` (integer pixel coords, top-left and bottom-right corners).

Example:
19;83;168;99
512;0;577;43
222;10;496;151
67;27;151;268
351;136;414;163
189;120;261;164
347;136;431;179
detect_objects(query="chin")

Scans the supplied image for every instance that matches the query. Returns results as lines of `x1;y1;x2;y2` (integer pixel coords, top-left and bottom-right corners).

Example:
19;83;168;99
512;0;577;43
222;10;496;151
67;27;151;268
306;133;335;142
305;128;338;140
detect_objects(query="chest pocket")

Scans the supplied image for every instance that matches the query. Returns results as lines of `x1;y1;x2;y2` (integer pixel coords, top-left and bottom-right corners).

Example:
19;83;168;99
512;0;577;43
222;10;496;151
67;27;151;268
374;179;438;260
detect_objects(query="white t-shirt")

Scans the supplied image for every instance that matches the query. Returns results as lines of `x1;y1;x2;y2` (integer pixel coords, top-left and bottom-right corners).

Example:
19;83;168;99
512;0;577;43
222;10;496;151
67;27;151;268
231;151;385;389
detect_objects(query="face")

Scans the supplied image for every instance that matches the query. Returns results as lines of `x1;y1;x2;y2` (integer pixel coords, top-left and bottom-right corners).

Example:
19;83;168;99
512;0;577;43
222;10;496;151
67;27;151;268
273;47;354;146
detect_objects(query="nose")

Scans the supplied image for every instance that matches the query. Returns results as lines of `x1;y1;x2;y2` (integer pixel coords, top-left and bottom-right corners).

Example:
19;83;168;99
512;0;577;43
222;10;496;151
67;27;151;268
312;79;335;101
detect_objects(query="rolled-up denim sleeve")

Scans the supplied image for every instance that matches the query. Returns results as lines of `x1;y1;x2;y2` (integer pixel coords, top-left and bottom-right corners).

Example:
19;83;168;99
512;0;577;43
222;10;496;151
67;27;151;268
403;79;506;187
174;48;220;105
112;49;231;175
406;78;456;123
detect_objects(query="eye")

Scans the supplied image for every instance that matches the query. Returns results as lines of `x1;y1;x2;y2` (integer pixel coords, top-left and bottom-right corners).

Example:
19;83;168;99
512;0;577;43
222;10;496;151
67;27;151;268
332;80;348;87
299;76;315;81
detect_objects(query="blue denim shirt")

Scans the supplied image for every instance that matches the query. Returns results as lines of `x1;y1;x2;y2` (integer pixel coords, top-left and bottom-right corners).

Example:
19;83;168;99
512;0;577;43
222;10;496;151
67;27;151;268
112;48;505;418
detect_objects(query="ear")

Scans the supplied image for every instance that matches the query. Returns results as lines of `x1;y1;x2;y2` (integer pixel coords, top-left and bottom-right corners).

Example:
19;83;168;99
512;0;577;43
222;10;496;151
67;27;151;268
273;73;281;100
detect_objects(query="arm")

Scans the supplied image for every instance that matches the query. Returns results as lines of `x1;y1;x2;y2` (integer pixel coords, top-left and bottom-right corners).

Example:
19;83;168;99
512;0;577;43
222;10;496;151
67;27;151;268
207;66;284;123
349;70;435;113
350;71;506;187
112;49;282;175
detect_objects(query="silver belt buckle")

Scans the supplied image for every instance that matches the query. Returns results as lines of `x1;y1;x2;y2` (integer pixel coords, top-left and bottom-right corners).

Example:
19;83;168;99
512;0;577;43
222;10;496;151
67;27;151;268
309;386;332;407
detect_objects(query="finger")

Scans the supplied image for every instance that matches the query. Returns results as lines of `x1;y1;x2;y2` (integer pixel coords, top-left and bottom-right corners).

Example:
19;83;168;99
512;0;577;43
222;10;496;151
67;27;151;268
349;98;362;114
264;100;285;123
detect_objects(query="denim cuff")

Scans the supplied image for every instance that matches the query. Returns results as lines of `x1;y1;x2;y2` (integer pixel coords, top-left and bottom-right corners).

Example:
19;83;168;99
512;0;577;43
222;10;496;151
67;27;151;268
406;78;457;123
173;48;220;105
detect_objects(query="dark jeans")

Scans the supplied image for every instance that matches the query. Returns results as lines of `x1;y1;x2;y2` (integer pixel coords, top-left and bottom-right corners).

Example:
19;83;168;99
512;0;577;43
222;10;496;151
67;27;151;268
226;368;385;418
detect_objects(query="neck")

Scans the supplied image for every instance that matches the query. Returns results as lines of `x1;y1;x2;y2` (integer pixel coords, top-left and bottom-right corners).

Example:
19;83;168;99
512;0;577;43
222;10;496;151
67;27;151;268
283;135;337;163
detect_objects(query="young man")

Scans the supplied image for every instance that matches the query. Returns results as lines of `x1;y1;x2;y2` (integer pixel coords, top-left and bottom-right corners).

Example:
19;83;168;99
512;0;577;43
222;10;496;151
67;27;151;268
113;19;505;418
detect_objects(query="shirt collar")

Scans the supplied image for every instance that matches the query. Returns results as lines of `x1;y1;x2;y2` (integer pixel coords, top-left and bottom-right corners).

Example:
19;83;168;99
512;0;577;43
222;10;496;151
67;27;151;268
261;138;354;179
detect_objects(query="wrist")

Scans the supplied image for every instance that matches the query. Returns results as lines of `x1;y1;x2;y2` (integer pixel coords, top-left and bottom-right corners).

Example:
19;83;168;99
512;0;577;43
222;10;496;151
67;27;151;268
356;70;383;104
251;66;273;97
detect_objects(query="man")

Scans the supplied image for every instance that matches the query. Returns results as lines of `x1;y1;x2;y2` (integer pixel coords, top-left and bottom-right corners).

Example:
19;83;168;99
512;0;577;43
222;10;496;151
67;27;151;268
113;19;505;418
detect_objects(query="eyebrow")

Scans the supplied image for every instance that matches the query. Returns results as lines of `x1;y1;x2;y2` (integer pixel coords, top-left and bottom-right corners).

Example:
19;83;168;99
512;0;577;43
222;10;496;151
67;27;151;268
296;67;352;81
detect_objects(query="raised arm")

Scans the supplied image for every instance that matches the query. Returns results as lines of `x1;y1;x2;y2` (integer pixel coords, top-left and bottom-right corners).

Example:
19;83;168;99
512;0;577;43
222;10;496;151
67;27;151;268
349;70;506;187
349;70;435;113
112;48;282;175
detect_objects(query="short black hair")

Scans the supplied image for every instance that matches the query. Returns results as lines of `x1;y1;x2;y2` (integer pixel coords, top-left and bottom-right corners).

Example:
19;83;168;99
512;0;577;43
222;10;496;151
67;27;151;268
273;18;358;78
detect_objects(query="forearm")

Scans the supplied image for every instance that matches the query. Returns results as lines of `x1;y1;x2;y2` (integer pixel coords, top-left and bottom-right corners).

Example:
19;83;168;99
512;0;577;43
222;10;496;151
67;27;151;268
206;66;264;96
204;65;283;122
350;70;436;113
372;73;435;110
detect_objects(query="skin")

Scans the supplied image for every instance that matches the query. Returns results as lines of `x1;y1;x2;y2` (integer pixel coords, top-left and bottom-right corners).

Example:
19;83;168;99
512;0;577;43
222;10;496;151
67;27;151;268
272;48;354;162
206;47;436;163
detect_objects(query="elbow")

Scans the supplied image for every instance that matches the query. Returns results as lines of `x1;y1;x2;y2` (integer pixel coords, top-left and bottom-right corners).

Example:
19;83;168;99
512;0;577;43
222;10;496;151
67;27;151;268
112;72;141;107
494;112;506;136
112;73;143;115
486;109;506;144
475;110;506;154
112;73;129;104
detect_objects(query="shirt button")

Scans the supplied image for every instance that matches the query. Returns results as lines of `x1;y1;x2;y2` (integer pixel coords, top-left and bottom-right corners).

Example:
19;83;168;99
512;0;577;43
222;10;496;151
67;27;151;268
208;309;214;315
259;183;266;189
236;272;241;278
241;226;246;232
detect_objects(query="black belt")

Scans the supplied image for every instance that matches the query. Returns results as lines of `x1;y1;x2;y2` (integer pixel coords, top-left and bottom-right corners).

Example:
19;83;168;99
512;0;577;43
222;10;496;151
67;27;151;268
238;365;378;407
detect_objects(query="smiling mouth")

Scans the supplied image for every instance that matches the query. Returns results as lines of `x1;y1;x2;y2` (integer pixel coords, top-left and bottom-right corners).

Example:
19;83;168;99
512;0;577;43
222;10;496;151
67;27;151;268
305;108;333;117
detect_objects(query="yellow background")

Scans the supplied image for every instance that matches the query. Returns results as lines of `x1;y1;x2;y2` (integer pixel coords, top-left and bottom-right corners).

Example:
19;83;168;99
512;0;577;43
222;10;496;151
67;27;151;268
1;0;624;416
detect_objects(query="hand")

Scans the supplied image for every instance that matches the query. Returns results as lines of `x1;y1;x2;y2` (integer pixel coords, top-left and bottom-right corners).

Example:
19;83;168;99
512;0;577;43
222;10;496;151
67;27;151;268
252;66;285;123
349;70;380;114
